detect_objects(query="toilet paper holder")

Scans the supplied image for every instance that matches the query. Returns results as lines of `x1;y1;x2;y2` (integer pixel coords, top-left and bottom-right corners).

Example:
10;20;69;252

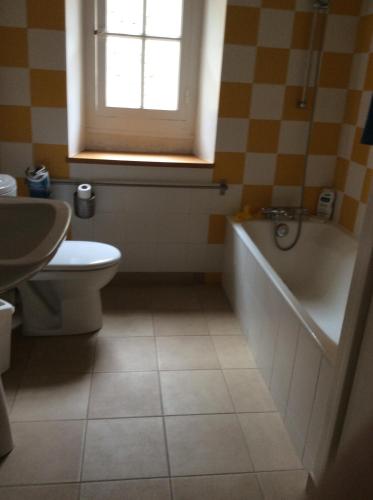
74;190;96;219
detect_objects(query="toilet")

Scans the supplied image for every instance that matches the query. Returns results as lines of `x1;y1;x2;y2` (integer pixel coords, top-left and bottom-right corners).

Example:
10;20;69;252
18;240;121;336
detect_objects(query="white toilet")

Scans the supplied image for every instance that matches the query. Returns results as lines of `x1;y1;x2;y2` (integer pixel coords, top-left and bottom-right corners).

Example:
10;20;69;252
18;240;121;336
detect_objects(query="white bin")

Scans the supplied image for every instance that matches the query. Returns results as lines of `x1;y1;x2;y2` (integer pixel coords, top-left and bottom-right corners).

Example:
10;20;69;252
0;300;15;373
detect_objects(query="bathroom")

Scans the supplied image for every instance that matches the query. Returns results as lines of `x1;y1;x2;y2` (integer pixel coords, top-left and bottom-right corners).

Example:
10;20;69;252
0;0;373;498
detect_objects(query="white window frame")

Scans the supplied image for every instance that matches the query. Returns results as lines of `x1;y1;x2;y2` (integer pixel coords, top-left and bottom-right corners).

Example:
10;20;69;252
84;0;203;152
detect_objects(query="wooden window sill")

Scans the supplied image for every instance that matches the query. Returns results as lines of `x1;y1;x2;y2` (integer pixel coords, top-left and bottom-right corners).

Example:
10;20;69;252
68;151;214;169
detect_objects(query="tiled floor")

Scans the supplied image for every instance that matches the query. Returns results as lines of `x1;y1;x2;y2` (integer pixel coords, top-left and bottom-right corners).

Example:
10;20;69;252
1;285;308;500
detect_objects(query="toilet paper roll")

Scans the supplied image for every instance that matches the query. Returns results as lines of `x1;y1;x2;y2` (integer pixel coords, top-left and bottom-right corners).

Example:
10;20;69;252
77;184;92;200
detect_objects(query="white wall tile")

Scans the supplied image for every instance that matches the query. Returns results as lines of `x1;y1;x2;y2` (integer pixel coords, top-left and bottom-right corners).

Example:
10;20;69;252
345;162;366;200
31;108;68;145
122;212;157;243
185;244;207;272
93;213;125;248
28;30;66;70
123;243;157;272
221;45;256;83
155;243;188;272
338;124;355;160
258;9;294;48
0;0;26;27
279;121;309;155
250;84;285;120
286;50;309;86
216;119;249;152
314;89;347;123
305;155;336;187
357;91;372;129
156;213;189;243
0;142;32;177
324;15;358;53
272;186;302;207
244;153;276;185
0;68;30;105
71;216;94;241
354;202;367;238
186;214;209;243
349;54;369;90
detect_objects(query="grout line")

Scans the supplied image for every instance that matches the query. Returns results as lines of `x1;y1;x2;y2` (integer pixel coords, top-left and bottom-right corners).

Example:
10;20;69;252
0;468;306;490
154;330;175;500
9;409;279;424
78;337;98;483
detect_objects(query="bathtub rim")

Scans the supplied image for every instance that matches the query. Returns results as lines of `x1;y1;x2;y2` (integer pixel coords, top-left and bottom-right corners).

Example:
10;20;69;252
227;217;347;365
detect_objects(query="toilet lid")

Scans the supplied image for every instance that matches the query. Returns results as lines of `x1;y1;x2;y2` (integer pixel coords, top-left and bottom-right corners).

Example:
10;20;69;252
45;241;122;271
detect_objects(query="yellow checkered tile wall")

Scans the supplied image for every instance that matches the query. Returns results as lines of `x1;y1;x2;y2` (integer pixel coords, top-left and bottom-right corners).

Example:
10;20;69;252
215;0;373;238
0;0;372;242
0;0;68;197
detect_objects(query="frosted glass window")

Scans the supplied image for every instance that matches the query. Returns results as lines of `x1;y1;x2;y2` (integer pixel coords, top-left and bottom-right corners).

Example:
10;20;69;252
106;0;144;35
145;0;183;38
104;0;183;110
106;37;142;108
144;40;180;110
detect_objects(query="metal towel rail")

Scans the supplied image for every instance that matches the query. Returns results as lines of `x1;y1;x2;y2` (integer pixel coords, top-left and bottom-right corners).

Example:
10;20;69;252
51;178;228;195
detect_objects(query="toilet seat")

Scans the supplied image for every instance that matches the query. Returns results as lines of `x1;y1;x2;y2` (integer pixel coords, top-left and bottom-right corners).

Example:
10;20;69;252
44;241;122;271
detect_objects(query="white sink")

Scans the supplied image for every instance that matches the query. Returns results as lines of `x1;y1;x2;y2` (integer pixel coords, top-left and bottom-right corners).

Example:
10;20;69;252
0;197;71;293
0;196;71;457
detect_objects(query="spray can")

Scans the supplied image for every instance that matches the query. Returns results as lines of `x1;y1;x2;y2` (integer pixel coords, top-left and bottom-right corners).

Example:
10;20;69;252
25;165;50;198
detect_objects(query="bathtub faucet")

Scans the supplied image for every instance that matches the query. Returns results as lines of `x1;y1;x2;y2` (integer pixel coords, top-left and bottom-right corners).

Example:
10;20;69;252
261;207;309;220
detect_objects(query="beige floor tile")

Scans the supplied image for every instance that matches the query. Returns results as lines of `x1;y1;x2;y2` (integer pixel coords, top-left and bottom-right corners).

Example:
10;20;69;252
161;370;234;415
88;372;162;418
80;478;171;500
257;470;308;500
172;474;263;500
153;310;208;336
207;310;243;335
156;337;220;370
100;310;154;337
82;418;168;480
10;373;91;421
224;369;276;413
10;331;34;373
238;413;302;471
165;414;253;476
150;287;201;310
0;484;80;500
0;421;85;485
212;336;256;369
94;337;157;372
26;336;96;374
2;371;21;411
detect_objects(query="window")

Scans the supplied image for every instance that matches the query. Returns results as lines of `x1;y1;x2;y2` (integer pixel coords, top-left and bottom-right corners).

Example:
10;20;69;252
85;0;203;152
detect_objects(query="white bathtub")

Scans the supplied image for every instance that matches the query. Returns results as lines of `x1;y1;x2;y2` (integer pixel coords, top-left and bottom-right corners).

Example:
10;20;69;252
223;217;357;478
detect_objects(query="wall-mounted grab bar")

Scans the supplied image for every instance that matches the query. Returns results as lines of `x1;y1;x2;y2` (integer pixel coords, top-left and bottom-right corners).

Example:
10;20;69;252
51;178;229;196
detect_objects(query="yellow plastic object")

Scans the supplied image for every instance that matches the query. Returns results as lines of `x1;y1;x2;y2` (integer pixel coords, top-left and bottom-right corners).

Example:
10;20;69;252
233;205;254;222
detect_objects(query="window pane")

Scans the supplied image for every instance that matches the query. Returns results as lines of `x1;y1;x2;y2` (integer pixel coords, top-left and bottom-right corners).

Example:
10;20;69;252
106;36;142;108
106;0;144;35
145;0;183;38
144;39;180;110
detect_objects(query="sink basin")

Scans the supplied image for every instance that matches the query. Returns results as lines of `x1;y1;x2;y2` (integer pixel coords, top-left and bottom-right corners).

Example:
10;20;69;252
0;197;71;293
